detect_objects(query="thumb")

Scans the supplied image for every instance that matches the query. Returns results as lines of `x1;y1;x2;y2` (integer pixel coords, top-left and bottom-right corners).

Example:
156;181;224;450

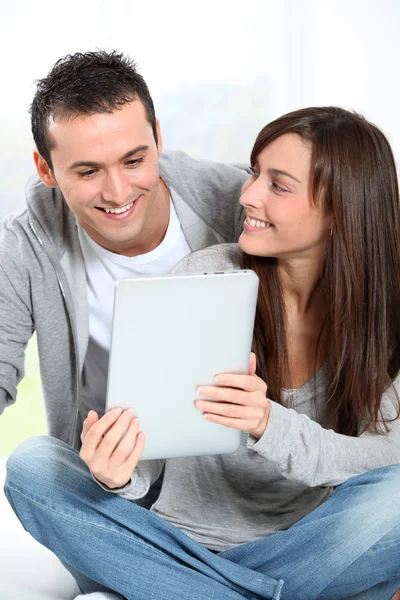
249;352;257;376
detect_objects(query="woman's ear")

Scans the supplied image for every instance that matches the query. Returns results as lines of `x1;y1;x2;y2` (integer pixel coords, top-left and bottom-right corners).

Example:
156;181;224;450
33;150;58;188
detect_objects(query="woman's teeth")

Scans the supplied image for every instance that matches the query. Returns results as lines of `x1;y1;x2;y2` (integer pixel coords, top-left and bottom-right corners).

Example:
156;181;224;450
246;217;271;228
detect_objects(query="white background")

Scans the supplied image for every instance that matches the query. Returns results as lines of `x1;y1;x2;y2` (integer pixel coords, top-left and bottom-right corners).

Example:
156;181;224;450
0;0;399;217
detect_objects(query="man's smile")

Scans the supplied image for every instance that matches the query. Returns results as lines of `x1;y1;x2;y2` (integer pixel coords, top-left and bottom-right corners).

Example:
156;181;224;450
95;197;140;220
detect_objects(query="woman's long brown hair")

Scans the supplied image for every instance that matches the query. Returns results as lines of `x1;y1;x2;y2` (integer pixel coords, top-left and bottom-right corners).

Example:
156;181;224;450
242;107;400;435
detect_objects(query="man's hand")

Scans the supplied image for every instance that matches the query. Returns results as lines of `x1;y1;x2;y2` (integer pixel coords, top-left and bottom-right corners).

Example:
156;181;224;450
194;352;270;439
79;407;145;489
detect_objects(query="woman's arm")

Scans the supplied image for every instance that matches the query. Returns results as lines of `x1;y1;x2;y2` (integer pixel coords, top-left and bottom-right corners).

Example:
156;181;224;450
247;380;400;487
197;363;400;488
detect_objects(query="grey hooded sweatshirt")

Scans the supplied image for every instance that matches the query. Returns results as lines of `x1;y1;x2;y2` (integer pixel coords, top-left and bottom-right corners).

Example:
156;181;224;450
0;151;250;448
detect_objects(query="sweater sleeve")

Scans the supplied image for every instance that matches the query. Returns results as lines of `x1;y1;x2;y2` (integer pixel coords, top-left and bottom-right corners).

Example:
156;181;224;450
0;224;34;414
247;378;400;487
94;459;165;500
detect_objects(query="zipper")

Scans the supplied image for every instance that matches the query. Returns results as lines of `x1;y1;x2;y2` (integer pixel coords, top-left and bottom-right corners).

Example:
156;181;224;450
28;216;81;447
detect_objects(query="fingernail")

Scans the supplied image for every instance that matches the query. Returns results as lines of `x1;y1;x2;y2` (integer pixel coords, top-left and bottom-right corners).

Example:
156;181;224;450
215;375;225;383
125;408;135;418
197;387;206;395
114;407;122;416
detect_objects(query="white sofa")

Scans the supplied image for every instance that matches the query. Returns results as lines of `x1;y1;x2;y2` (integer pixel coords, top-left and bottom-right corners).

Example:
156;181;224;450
0;457;79;600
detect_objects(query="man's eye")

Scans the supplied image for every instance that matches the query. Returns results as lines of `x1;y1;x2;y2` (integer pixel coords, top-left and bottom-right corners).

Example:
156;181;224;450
79;169;97;178
126;158;143;167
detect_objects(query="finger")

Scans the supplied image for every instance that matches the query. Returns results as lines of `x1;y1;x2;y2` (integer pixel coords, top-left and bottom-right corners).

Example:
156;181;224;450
196;385;248;406
110;417;141;464
81;407;123;454
121;429;146;474
249;352;257;376
81;410;99;442
196;400;255;420
197;383;262;404
96;409;136;460
203;412;248;431
214;373;264;392
123;431;146;473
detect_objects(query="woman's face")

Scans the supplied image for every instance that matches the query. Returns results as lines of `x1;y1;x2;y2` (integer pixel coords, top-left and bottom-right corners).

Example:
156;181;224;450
239;133;332;261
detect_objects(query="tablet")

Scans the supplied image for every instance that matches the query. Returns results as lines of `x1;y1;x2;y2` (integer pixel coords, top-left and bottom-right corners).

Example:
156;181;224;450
106;270;259;460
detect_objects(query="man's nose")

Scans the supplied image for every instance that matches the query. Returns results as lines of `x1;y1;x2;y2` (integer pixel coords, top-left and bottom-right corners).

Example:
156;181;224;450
102;171;130;205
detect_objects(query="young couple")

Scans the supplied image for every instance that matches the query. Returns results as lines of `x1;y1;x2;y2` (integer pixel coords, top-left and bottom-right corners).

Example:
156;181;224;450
2;51;400;600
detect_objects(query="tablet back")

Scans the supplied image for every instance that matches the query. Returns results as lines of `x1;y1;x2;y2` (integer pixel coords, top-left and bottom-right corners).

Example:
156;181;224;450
106;270;259;460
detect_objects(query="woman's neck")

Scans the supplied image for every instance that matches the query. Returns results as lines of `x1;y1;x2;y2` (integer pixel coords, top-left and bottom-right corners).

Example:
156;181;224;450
278;255;325;314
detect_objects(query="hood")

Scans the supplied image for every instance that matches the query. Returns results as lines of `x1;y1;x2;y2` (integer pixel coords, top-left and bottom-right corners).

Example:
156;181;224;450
25;173;74;261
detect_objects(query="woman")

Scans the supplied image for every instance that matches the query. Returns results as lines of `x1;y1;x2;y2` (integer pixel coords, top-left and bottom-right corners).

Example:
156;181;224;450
6;107;400;600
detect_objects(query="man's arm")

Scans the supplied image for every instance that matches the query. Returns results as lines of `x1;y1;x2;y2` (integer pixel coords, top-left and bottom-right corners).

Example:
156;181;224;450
0;233;34;414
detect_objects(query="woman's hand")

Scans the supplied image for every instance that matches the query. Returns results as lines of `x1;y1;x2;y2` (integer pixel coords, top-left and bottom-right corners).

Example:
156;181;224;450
195;353;270;439
79;407;145;489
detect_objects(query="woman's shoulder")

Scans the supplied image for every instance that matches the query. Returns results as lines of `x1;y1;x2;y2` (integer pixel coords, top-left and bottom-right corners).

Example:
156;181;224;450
171;243;242;276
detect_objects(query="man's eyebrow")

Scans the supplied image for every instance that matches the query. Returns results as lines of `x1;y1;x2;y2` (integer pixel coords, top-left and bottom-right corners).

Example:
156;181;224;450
268;168;301;184
68;145;150;170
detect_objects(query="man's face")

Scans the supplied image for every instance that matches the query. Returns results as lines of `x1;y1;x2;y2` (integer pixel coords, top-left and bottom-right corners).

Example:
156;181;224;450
38;100;167;257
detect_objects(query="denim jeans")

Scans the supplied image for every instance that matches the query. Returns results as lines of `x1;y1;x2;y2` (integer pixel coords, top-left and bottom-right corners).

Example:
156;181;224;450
4;436;400;600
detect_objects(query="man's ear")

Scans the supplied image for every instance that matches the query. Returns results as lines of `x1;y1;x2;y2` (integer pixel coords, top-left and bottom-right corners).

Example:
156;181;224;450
156;118;163;157
33;150;58;188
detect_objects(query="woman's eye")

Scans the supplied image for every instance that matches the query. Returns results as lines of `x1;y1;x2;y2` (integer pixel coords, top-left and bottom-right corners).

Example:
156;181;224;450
250;167;259;178
272;181;287;193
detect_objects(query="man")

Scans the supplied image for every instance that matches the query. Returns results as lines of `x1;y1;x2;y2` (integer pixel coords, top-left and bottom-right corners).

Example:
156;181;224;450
0;50;249;445
0;50;249;599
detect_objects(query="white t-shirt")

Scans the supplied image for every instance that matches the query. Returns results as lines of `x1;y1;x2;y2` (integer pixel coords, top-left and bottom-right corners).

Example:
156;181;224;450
77;198;191;421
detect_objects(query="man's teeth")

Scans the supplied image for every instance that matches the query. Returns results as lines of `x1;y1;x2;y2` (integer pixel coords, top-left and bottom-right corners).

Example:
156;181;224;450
246;217;271;228
104;201;134;214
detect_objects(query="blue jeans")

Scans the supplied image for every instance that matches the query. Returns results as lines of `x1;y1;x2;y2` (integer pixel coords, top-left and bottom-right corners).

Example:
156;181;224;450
4;436;400;600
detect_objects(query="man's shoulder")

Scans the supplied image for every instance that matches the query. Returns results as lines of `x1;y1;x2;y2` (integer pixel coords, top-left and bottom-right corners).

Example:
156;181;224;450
0;173;75;266
159;151;250;241
171;243;242;275
1;173;58;233
159;150;250;192
0;208;31;249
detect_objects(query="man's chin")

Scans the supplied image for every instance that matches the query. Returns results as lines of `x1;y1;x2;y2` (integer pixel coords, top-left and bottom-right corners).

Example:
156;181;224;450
82;223;141;256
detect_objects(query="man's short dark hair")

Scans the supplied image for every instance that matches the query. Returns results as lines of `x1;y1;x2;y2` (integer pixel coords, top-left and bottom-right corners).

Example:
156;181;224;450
30;50;158;170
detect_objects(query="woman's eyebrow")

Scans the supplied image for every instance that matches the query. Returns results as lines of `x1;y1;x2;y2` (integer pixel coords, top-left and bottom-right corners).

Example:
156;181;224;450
268;168;301;184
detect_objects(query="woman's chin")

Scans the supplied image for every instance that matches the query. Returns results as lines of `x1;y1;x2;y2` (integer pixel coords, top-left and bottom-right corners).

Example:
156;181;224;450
239;232;269;257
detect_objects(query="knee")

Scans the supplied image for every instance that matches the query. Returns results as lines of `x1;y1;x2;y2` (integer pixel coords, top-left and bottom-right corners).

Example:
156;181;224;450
337;464;400;524
6;435;80;492
339;463;400;492
364;463;400;493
